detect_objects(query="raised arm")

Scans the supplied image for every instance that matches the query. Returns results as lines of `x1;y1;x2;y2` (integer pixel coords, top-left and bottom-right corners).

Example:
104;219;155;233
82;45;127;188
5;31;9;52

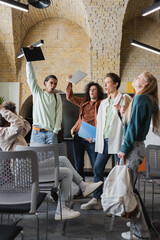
19;115;31;137
66;81;85;107
0;108;24;142
26;62;40;94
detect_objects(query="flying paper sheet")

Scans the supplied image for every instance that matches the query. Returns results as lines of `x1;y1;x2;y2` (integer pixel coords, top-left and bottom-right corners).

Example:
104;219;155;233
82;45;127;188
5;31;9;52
67;71;87;84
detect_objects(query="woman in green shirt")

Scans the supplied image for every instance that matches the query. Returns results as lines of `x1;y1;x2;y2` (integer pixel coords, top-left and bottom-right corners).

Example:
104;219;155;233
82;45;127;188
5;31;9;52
118;72;159;240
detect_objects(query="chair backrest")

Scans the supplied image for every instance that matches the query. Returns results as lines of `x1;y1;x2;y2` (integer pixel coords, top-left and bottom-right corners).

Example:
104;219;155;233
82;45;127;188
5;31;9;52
16;144;59;187
57;142;67;157
145;144;160;178
32;142;67;157
0;150;38;213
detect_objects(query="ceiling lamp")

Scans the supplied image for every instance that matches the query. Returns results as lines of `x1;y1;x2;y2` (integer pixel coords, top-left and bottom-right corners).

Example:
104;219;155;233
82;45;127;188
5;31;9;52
142;0;160;16
0;0;50;11
130;39;160;55
0;0;28;12
28;0;50;9
17;39;44;58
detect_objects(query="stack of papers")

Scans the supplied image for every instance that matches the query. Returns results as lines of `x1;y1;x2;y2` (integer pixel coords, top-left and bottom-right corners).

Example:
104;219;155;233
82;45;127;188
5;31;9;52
78;121;96;142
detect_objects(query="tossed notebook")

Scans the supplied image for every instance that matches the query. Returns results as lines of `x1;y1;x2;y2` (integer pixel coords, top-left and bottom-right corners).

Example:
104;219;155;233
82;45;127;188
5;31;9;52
78;121;96;142
67;70;87;84
22;47;45;62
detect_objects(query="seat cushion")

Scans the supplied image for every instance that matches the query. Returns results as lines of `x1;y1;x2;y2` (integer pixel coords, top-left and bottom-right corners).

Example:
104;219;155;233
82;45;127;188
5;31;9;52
0;224;23;240
0;192;47;213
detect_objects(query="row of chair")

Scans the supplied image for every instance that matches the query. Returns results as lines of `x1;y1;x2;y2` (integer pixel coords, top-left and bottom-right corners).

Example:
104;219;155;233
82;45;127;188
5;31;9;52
0;143;68;240
0;144;159;239
138;144;160;238
138;145;160;219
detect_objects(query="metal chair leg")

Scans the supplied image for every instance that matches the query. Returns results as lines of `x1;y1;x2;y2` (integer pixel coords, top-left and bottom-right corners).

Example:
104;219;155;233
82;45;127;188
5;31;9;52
21;229;24;240
62;220;67;236
46;197;48;240
35;213;39;240
138;172;140;192
143;178;146;205
152;180;155;221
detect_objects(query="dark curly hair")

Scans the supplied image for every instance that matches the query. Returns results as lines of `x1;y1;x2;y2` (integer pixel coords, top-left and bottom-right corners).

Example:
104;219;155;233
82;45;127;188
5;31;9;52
2;101;16;113
84;82;104;101
0;101;16;127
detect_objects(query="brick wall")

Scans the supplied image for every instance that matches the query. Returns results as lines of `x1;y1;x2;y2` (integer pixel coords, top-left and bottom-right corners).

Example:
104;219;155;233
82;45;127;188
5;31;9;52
120;17;160;95
18;18;90;105
0;0;159;108
0;6;17;82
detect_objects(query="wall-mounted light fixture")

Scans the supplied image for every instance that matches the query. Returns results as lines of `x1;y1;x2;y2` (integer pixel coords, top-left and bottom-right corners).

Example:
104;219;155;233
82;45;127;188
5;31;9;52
0;0;28;12
0;0;50;11
130;39;160;55
28;0;50;9
17;40;44;58
142;0;160;16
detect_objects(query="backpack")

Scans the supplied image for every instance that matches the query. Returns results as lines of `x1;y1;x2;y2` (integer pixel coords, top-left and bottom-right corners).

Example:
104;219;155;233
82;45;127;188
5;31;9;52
101;164;137;218
54;93;64;143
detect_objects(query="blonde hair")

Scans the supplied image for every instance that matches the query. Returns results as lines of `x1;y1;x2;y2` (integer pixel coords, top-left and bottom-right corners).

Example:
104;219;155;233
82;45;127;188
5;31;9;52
124;72;159;135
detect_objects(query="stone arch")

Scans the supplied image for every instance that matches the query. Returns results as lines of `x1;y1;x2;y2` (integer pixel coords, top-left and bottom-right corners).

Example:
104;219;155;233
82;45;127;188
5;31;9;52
121;17;160;80
120;0;160;94
18;18;90;106
123;0;153;24
13;0;90;59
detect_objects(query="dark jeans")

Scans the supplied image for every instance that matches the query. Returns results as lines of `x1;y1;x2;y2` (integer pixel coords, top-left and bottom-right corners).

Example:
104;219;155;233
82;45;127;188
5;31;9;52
93;138;111;198
72;133;97;180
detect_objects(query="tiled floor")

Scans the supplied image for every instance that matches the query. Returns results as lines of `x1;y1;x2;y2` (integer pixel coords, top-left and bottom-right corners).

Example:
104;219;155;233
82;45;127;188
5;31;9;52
2;176;160;240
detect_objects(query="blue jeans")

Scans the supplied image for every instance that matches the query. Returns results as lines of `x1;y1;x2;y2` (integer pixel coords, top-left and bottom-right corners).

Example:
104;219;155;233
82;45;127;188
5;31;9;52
114;154;119;165
93;138;111;199
72;133;97;180
30;128;58;146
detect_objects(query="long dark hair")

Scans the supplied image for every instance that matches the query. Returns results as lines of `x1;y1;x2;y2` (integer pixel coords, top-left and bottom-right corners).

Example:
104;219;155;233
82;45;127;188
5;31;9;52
84;82;104;101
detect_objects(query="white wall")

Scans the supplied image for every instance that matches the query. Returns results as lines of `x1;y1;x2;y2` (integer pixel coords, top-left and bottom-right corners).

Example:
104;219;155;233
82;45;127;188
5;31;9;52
145;126;160;147
0;82;20;113
145;109;160;147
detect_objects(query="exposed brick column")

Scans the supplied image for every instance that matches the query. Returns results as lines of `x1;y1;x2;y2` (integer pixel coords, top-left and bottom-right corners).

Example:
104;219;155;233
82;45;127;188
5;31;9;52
84;0;128;83
0;6;17;82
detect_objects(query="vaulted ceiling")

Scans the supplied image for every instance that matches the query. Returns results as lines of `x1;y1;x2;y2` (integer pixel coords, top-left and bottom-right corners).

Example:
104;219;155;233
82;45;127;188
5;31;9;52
15;0;159;45
124;0;159;24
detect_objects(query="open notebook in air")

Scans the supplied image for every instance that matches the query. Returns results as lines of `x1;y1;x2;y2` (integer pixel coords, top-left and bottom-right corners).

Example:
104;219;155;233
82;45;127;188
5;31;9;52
67;71;87;84
22;47;45;62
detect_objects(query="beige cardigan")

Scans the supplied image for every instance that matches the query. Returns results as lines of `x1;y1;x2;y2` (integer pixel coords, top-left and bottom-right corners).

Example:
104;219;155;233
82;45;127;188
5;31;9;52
0;108;31;151
95;93;132;154
95;93;123;154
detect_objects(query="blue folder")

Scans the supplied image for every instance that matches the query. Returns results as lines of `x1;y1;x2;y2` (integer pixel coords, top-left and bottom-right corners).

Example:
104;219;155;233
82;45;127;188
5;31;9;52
78;121;96;142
